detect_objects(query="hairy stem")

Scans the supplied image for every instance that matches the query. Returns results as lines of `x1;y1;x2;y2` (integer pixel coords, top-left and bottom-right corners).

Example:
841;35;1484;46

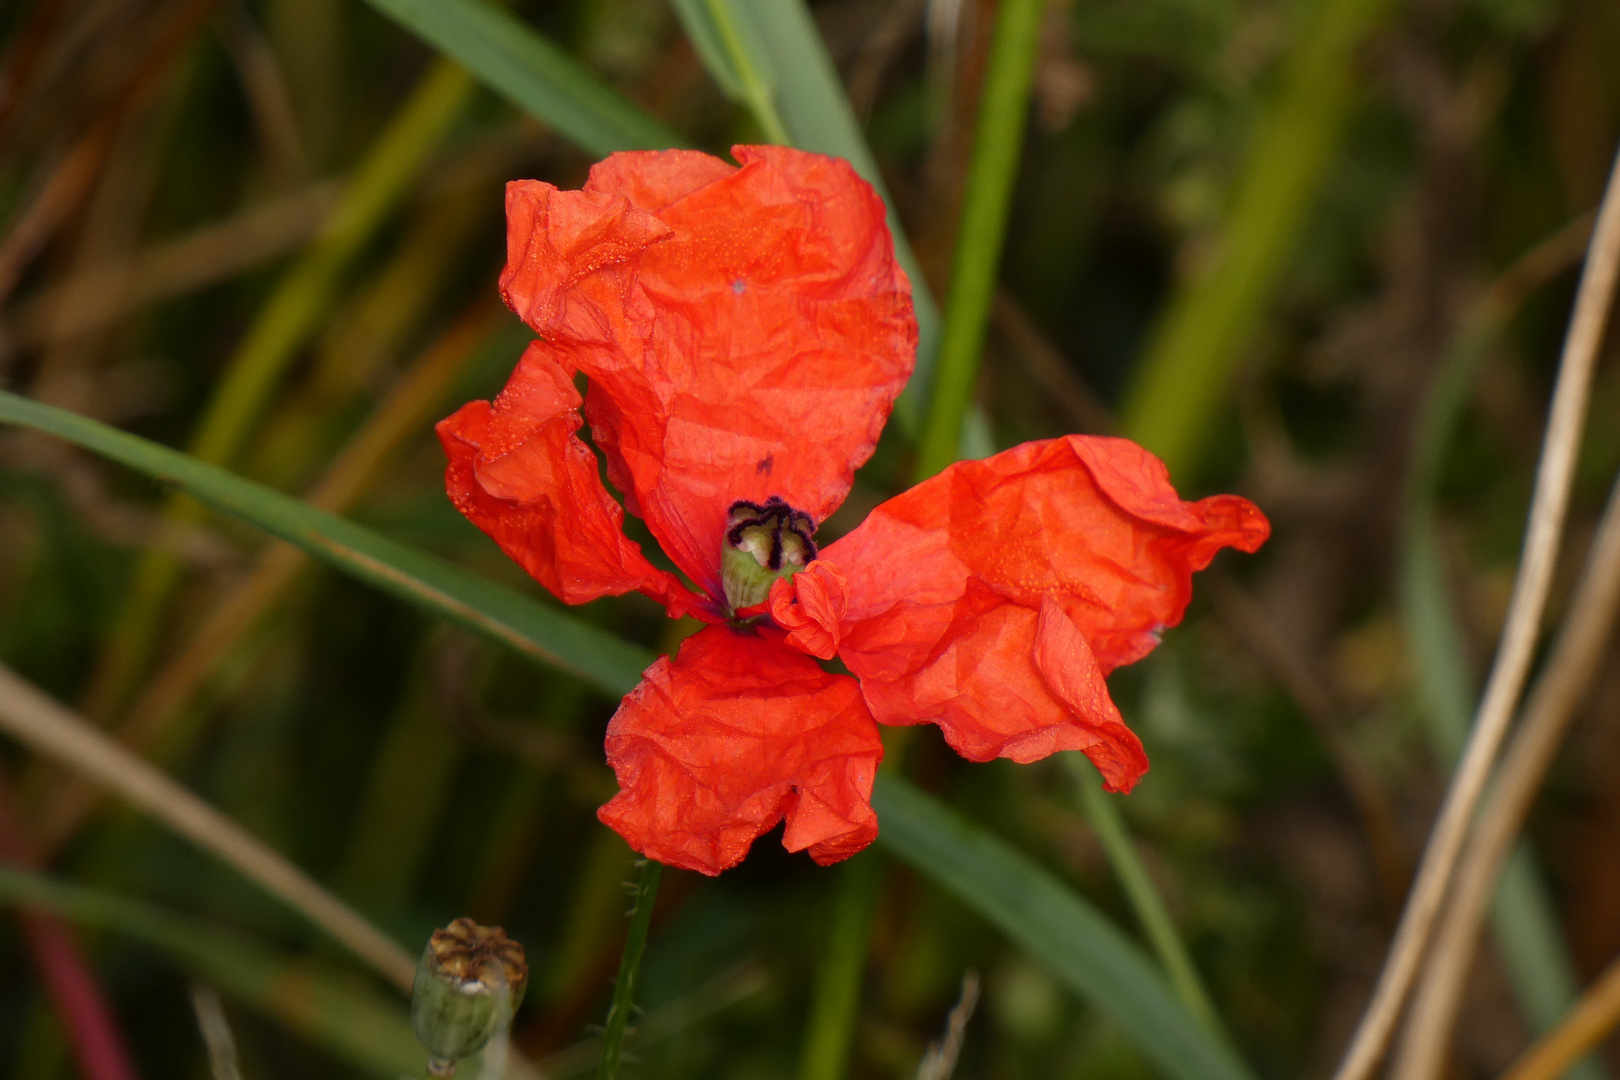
597;858;663;1080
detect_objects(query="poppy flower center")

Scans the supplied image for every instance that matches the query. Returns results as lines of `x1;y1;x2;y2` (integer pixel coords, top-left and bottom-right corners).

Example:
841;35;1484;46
721;496;818;613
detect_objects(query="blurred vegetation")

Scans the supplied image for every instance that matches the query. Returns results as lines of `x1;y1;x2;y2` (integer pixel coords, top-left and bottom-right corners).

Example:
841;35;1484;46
0;0;1618;1078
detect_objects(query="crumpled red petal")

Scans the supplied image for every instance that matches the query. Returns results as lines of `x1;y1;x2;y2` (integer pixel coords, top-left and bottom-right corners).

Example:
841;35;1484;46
848;583;1149;780
436;340;703;615
499;145;917;600
805;435;1270;792
499;181;672;334
767;561;848;660
597;624;884;875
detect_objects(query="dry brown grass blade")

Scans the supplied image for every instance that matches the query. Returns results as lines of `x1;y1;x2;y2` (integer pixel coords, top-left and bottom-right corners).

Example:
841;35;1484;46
1330;144;1620;1080
0;661;417;993
1501;960;1620;1080
914;970;980;1080
32;297;507;851
0;0;218;304
0;0;70;140
992;290;1115;435
0;118;120;304
1210;573;1412;912
1391;466;1620;1079
215;0;309;186
1477;213;1599;321
1;183;337;357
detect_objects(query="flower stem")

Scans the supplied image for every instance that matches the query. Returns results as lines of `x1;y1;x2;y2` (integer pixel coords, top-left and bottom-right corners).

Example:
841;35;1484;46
596;858;663;1080
914;0;1045;481
1067;756;1223;1040
796;851;883;1080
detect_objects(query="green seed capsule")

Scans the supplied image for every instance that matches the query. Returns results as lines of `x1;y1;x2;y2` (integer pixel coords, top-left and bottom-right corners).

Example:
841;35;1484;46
411;918;529;1078
720;497;818;613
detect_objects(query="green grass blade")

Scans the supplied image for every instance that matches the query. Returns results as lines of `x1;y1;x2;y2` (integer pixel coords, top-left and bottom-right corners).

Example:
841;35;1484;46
88;60;475;724
363;0;685;153
871;774;1256;1080
668;0;788;143
0;867;424;1078
913;0;1043;480
188;61;473;473
795;852;882;1080
1119;0;1393;479
1068;756;1223;1039
0;391;653;697
726;0;941;430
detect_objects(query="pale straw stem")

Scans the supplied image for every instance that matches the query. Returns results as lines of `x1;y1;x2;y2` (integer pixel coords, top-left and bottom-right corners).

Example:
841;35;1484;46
1501;958;1620;1080
0;662;417;993
1391;466;1620;1080
914;970;980;1080
1329;143;1620;1080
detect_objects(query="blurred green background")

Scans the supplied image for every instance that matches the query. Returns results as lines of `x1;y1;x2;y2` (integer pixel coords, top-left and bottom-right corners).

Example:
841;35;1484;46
0;0;1618;1077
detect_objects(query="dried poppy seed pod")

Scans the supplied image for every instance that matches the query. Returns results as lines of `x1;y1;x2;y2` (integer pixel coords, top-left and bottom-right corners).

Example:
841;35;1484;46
411;918;528;1078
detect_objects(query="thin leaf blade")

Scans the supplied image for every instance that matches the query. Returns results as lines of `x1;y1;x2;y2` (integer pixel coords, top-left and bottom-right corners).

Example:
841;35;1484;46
361;0;687;154
0;391;652;696
872;774;1257;1080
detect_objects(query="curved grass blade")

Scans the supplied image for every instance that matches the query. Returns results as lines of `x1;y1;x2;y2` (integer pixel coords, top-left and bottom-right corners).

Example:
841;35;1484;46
871;774;1256;1080
0;391;652;697
669;0;788;143
1068;756;1222;1037
361;0;686;154
0;867;424;1078
2;392;1254;1078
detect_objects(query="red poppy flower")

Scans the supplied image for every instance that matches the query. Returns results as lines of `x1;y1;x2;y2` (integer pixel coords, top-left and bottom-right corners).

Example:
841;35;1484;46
437;145;1270;876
